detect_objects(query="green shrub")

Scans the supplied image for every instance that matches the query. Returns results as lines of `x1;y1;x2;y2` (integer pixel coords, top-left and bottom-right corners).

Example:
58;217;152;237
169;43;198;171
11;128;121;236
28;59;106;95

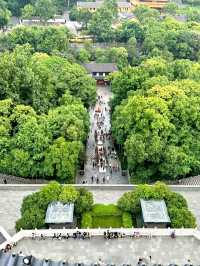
16;184;93;230
117;191;135;213
168;207;196;228
15;208;46;231
122;212;133;228
59;185;79;203
40;181;62;205
117;182;196;228
81;212;93;228
92;204;122;217
166;192;188;210
75;188;94;215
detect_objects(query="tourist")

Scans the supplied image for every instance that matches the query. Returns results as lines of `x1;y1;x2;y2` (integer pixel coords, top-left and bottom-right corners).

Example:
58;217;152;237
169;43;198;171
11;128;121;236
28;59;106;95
106;175;110;183
171;230;176;239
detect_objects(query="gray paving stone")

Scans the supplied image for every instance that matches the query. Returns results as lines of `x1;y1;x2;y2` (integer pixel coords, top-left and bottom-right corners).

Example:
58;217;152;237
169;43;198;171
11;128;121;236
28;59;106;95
12;236;200;265
77;85;128;185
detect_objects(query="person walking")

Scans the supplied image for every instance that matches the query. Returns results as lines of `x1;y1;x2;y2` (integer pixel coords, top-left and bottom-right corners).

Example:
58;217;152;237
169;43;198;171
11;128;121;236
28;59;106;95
106;175;110;183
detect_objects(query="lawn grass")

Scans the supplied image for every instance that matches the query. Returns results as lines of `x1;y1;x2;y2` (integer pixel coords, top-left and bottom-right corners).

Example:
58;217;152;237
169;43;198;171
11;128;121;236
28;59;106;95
92;216;122;228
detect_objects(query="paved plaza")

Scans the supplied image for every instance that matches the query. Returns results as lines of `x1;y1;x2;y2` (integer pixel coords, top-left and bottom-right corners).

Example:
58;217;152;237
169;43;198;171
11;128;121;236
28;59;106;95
78;86;128;184
12;236;200;265
0;188;200;234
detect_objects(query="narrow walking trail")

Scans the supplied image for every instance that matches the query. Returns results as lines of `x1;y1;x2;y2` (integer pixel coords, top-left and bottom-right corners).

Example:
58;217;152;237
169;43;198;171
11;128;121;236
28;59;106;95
77;86;128;184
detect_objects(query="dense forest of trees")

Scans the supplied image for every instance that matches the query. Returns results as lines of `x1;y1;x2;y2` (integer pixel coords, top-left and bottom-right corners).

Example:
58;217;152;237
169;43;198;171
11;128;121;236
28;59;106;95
0;0;199;183
111;58;200;183
0;44;96;181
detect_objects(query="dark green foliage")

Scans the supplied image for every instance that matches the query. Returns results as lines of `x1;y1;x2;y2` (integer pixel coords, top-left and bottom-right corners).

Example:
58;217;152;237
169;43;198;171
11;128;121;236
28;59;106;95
166;192;188;210
111;57;200;182
0;0;11;29
16;183;92;230
16;208;46;231
88;0;118;42
0;96;89;181
75;188;94;216
168;208;196;228
69;7;92;28
0;45;96;111
0;25;71;54
5;0;68;17
16;181;62;231
118;183;196;228
122;212;133;228
81;212;93;228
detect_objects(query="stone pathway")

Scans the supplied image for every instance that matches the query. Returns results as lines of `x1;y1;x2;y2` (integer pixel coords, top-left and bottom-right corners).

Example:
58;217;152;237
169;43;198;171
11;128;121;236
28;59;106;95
12;236;200;265
77;86;128;184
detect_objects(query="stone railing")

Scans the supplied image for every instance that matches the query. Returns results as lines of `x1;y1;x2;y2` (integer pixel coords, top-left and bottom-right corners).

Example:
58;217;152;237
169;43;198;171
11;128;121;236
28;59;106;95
1;184;200;191
1;227;200;250
0;226;12;242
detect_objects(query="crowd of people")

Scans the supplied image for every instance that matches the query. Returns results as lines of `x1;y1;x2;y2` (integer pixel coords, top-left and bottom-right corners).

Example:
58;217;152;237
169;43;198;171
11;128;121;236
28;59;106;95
30;231;91;241
85;93;121;184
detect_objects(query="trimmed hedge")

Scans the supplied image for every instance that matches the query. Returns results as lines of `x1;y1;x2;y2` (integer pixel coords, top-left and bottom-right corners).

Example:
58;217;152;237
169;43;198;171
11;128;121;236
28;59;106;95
92;204;122;217
81;205;134;229
92;216;122;228
81;212;92;228
122;212;133;228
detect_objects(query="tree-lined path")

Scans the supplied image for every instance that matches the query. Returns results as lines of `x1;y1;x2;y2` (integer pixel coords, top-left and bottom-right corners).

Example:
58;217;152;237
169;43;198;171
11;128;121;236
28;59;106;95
77;86;128;184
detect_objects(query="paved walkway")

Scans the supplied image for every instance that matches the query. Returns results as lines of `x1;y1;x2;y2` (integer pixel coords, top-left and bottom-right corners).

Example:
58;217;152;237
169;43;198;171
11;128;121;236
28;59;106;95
78;86;128;184
12;236;200;265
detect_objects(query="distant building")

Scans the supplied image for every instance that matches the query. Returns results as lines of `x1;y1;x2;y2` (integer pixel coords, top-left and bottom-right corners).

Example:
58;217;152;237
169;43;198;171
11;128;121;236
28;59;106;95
130;0;168;10
83;62;118;85
45;201;75;229
140;199;171;228
77;1;133;13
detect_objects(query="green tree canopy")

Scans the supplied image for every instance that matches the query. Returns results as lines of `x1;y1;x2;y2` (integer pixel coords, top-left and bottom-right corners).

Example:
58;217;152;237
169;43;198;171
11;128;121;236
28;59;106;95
112;77;200;182
0;25;71;54
0;45;96;112
117;182;196;228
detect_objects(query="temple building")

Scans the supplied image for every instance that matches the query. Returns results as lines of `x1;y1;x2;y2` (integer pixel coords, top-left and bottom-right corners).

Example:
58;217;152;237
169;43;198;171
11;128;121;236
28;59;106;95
130;0;168;10
83;62;118;85
77;1;133;13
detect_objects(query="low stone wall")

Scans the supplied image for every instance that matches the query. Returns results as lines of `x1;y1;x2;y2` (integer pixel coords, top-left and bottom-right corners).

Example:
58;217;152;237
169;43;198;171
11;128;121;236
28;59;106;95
0;226;12;242
1;184;200;192
1;227;200;250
